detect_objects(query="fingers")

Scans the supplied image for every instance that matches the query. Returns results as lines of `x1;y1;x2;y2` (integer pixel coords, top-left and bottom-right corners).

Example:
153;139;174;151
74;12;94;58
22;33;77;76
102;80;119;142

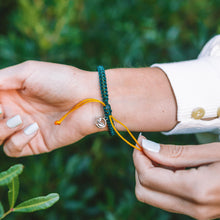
140;135;220;168
133;147;220;205
3;122;39;157
134;135;220;219
133;148;203;203
133;150;220;220
135;169;220;220
135;171;199;218
0;114;23;145
0;106;39;157
0;61;30;90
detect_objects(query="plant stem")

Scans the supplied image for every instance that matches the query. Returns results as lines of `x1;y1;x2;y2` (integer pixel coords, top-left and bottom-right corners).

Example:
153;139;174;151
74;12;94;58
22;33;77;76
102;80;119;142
0;209;13;219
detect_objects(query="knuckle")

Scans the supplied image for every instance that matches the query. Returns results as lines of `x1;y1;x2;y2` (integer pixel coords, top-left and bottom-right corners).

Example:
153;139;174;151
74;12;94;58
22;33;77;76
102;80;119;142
135;185;144;203
167;144;184;159
161;144;184;166
3;145;18;158
192;184;214;205
9;136;22;151
193;206;211;220
22;60;35;66
3;147;11;157
22;60;36;71
192;187;204;204
138;173;149;187
9;136;18;148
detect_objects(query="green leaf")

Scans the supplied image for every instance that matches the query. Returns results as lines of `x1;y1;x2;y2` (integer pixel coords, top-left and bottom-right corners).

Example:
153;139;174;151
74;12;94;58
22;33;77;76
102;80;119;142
0;202;4;218
8;176;20;208
14;193;59;213
0;164;23;186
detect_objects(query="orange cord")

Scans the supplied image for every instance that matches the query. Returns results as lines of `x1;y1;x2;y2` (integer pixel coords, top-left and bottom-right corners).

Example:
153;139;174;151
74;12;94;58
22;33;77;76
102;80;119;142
55;98;142;151
54;98;105;125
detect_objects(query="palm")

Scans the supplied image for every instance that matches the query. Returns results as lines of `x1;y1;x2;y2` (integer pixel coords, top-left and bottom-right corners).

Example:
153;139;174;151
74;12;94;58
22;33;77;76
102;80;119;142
0;61;93;156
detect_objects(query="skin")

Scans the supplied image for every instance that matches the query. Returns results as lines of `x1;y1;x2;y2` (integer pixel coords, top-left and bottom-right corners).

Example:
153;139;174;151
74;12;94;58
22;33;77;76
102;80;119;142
133;136;220;220
0;60;176;157
1;60;220;219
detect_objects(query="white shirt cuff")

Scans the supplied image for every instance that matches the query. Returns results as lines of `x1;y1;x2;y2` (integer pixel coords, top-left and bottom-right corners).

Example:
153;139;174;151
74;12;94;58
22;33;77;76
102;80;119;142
151;35;220;136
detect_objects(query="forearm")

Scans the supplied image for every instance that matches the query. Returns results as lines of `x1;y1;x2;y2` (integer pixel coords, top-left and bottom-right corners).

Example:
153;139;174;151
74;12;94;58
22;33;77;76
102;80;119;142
88;67;177;133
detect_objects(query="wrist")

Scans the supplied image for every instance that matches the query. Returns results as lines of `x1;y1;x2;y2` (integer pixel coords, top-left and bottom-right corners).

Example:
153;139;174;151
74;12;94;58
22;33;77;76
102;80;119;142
66;66;177;137
65;68;107;136
89;67;177;133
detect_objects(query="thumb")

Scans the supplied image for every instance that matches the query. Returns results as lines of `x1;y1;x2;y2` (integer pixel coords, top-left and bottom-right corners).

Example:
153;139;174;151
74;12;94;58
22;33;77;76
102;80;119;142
0;62;29;90
139;135;220;168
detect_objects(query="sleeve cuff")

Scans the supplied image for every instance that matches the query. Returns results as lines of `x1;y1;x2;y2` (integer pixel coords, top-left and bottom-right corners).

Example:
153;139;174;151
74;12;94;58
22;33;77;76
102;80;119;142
151;48;220;136
152;56;220;122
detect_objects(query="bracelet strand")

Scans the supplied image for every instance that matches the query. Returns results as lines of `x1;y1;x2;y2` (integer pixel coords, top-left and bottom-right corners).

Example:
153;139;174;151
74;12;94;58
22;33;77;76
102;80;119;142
54;98;142;151
97;65;116;136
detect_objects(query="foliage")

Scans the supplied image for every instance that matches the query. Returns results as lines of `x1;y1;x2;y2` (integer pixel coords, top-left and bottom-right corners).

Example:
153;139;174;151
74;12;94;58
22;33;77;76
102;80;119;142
0;165;23;186
0;165;59;219
0;0;220;219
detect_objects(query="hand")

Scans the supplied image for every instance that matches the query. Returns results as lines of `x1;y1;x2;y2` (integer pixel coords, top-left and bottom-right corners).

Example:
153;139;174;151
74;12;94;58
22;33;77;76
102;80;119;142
0;61;99;157
133;135;220;220
0;61;177;157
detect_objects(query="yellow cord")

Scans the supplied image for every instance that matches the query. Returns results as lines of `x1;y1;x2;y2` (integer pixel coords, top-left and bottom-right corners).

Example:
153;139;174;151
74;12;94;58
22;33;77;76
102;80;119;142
109;115;142;151
55;98;105;125
55;98;142;151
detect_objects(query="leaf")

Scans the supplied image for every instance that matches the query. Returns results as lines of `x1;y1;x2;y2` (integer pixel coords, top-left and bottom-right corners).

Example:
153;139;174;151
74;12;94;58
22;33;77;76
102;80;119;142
0;164;23;186
0;202;4;218
8;176;19;208
14;193;59;213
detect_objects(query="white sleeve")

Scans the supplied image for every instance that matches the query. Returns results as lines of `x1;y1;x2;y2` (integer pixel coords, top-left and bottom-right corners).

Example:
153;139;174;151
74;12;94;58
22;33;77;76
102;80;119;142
151;35;220;138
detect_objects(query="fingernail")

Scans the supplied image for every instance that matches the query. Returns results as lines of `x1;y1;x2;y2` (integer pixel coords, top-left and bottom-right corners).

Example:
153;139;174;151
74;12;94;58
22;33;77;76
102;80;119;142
142;139;160;153
6;115;22;128
138;132;142;139
0;107;2;115
24;122;39;135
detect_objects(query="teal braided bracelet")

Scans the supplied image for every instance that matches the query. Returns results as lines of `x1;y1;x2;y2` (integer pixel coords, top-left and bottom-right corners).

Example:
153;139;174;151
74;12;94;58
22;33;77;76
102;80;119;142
97;65;116;136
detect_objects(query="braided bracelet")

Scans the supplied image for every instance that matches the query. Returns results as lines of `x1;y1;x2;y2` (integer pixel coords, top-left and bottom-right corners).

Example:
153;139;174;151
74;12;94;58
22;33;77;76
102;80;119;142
54;67;142;151
96;66;116;136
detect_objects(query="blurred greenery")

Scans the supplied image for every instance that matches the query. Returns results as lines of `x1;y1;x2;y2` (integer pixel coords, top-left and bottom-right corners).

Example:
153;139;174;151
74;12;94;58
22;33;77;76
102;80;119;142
0;0;219;219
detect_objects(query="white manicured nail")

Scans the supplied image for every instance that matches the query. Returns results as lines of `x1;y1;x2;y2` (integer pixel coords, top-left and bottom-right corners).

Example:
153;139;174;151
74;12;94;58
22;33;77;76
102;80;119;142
138;132;142;139
142;139;160;153
6;115;22;128
24;122;39;135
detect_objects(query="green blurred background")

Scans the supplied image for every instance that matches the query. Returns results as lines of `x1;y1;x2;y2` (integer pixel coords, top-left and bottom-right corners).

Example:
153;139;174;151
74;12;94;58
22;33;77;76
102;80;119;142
0;0;219;219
